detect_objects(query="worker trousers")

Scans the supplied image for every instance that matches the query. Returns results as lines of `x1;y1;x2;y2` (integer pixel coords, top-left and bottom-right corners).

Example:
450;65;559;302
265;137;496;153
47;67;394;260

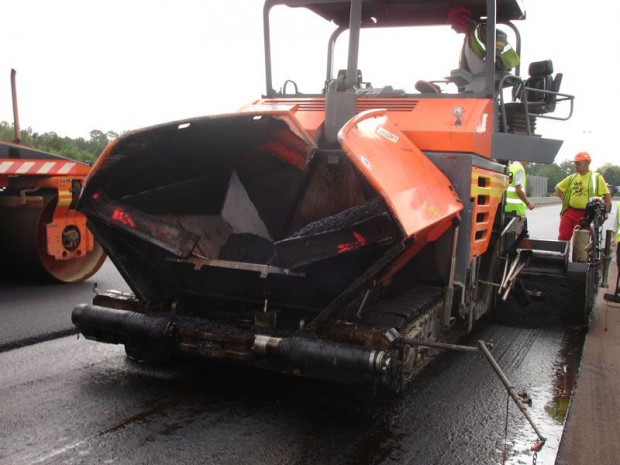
558;207;586;241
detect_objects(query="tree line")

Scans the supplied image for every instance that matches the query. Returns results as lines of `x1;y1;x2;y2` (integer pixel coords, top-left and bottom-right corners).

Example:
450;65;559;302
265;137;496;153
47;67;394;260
527;160;620;195
0;121;117;164
3;120;620;195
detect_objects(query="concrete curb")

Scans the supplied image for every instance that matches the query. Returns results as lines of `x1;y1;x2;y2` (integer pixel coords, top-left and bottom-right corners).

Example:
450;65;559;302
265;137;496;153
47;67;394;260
555;257;620;465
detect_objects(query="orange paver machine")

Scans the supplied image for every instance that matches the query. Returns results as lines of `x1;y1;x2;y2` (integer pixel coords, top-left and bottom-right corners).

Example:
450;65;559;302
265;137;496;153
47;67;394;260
71;0;598;391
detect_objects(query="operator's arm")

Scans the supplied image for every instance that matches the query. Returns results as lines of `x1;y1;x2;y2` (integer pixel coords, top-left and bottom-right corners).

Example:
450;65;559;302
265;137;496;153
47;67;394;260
555;186;565;200
603;193;611;213
515;185;534;210
597;174;612;214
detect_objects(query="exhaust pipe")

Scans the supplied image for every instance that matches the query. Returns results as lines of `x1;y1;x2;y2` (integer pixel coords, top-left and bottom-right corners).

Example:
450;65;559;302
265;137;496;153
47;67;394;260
10;69;21;144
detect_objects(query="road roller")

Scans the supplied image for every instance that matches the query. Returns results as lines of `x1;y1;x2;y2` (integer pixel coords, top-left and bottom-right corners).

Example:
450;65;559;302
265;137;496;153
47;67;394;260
0;70;105;283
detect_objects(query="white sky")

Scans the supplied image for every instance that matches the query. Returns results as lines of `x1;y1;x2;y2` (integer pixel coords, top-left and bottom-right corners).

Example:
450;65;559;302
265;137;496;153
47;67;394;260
1;0;617;169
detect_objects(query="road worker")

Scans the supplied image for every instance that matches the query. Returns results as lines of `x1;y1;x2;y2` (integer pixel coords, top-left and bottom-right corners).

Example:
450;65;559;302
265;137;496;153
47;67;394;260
555;151;611;241
505;161;534;235
448;6;520;75
616;202;620;260
505;161;534;215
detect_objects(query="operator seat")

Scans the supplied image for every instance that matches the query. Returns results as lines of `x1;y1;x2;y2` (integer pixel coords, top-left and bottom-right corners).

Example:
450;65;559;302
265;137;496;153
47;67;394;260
516;60;563;114
502;59;563;134
334;69;364;91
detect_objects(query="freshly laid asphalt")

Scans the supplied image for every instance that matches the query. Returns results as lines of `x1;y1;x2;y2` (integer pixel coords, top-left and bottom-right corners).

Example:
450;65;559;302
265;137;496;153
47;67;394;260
555;249;620;465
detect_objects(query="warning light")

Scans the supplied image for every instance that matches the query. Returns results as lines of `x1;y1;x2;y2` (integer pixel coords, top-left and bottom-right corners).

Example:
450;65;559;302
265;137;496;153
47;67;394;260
337;232;366;253
111;207;136;228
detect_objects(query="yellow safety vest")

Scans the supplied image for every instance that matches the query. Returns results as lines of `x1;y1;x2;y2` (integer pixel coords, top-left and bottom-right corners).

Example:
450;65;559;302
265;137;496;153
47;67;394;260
559;171;604;215
616;203;620;242
467;23;520;71
505;162;526;215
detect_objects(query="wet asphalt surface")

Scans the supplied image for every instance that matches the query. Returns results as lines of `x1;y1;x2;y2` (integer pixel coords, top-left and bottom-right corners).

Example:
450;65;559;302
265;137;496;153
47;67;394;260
0;259;128;352
0;205;597;464
0;322;583;465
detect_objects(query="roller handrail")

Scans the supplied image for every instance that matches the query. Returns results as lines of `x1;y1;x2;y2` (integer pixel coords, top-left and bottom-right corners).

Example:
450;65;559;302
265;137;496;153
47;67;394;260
497;73;575;136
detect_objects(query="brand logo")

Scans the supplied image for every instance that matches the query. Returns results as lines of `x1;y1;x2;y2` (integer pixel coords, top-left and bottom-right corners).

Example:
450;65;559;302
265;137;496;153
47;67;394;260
377;127;399;143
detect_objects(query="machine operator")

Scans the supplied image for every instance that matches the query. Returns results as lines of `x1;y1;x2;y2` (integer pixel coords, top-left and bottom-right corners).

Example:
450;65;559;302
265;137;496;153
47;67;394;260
448;5;520;75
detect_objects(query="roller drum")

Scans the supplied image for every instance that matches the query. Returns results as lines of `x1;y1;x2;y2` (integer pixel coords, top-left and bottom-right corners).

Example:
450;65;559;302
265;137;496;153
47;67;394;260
0;194;106;283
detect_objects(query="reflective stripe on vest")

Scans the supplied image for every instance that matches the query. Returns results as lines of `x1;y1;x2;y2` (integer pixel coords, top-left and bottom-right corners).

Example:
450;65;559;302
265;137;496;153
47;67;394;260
588;170;597;202
505;162;526;215
469;24;520;71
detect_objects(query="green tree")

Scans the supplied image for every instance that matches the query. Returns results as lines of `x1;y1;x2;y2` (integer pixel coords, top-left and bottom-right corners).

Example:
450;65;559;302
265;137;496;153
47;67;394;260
526;162;572;193
87;129;117;157
0;121;119;164
599;164;620;192
527;160;620;194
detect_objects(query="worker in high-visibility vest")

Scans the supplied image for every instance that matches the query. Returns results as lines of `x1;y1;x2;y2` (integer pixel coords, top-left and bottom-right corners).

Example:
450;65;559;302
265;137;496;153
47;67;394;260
448;6;520;75
613;202;620;296
616;204;620;240
555;151;611;241
505;161;535;216
616;203;620;261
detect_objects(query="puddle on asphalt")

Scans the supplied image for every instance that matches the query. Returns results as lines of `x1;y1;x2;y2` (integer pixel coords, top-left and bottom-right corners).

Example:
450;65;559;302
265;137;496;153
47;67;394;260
504;327;585;465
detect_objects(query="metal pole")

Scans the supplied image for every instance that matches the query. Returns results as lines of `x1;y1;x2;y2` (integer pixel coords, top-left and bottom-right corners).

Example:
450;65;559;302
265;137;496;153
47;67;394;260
499;252;521;293
344;0;362;90
443;223;461;327
501;261;527;301
401;337;479;353
263;2;274;96
476;340;546;443
399;337;547;444
325;26;346;89
484;0;496;97
600;230;612;288
11;69;21;143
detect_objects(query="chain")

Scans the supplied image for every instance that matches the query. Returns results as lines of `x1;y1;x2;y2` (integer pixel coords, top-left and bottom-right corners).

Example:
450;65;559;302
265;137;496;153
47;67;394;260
502;392;541;465
502;394;510;464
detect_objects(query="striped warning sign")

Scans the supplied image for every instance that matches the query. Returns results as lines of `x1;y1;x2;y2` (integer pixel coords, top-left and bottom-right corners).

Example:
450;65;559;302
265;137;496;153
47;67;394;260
0;160;88;176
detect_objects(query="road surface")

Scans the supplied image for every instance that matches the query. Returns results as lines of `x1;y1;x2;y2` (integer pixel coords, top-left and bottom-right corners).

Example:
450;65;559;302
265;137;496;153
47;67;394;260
1;203;616;464
0;322;581;465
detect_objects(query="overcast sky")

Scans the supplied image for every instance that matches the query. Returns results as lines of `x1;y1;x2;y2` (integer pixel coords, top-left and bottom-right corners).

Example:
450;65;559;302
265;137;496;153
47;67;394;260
1;0;617;169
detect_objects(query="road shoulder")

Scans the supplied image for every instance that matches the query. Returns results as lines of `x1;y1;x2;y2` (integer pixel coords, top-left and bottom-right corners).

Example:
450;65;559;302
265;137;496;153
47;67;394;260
555;258;620;465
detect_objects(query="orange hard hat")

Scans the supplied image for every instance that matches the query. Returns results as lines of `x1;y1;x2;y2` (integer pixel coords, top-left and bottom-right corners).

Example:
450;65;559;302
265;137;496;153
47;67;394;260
447;6;472;24
573;151;592;162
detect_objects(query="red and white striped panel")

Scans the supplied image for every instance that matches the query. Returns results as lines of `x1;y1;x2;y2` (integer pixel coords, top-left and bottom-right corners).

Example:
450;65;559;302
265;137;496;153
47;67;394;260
0;159;89;176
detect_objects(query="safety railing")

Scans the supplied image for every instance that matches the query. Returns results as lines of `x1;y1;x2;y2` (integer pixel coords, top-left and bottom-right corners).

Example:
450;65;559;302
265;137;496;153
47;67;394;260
497;74;575;136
